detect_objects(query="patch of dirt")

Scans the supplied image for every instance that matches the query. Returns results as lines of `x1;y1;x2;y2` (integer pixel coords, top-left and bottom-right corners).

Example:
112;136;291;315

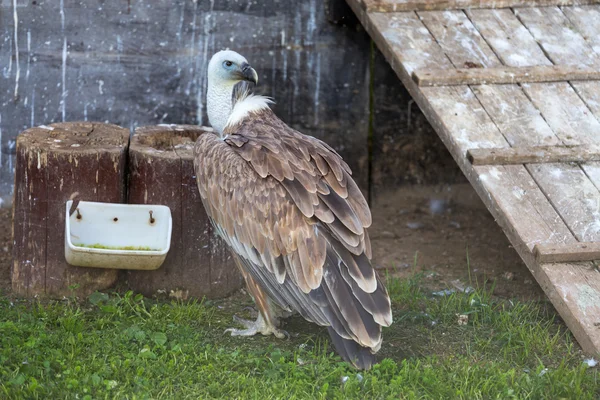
370;184;544;301
0;183;544;301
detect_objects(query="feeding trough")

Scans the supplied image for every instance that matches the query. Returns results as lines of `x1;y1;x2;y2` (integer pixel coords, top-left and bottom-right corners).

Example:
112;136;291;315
65;200;172;270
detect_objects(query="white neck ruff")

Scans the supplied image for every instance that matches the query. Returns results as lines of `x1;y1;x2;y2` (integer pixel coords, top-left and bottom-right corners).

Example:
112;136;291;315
225;95;273;129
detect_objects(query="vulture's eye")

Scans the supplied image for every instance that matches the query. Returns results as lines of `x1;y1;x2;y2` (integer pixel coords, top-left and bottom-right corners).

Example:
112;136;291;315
223;61;233;68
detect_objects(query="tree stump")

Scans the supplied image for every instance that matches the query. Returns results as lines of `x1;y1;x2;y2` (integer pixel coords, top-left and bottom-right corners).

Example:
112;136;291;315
127;125;241;300
12;122;129;298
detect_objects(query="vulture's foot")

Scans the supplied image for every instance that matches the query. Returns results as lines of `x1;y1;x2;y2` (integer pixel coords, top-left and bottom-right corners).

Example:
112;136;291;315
225;314;289;339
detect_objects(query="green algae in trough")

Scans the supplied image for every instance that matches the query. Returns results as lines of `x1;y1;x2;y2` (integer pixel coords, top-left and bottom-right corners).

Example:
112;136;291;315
73;243;157;251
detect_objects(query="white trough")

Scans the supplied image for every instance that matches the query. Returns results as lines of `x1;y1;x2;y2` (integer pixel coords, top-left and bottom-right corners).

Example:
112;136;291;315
65;200;172;270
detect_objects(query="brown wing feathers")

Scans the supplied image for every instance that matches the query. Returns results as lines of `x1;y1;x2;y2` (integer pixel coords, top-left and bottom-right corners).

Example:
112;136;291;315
196;109;392;367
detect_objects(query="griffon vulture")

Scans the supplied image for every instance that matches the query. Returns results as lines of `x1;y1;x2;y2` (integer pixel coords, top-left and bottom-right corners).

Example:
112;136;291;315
194;50;392;369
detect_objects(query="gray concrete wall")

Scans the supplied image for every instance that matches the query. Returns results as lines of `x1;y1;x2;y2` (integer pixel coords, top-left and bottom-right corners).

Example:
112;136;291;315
0;0;461;205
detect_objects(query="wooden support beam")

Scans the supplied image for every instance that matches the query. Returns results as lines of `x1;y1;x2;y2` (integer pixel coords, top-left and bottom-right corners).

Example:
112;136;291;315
362;0;600;12
412;65;600;87
535;243;600;263
467;145;600;165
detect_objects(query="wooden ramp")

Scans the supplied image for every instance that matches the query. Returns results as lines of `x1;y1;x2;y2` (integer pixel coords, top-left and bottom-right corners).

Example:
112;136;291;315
346;0;600;355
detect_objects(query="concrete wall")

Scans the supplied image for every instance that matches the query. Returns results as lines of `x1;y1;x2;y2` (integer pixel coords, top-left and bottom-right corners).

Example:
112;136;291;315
0;0;462;205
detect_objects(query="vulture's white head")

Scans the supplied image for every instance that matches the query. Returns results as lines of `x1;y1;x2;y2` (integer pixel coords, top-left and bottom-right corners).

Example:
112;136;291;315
207;50;270;135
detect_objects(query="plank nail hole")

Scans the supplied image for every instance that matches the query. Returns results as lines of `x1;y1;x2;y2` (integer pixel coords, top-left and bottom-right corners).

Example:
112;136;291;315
149;211;155;224
113;217;118;222
76;209;82;220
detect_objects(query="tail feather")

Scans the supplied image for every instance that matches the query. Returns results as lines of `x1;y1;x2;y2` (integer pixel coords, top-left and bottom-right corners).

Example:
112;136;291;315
327;327;375;370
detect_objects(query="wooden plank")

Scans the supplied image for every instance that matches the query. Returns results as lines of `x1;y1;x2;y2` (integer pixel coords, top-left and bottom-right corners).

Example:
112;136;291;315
572;81;600;120
418;10;502;69
535;242;600;263
522;82;600;145
413;65;600;86
583;162;600;191
470;85;560;147
367;12;454;75
470;8;600;144
475;164;575;250
467;9;552;68
345;0;600;356
511;7;600;246
361;0;600;12
468;145;600;165
514;7;600;123
516;7;600;68
367;11;509;157
466;9;600;147
540;261;600;355
529;162;600;242
561;5;600;55
561;6;600;120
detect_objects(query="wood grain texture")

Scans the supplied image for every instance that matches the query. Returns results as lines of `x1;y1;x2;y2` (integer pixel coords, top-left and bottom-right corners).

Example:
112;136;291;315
12;122;128;298
535;242;600;263
413;65;600;86
361;0;600;12
468;145;600;165
465;6;600;247
126;125;241;300
529;163;600;242
540;261;600;355
345;0;600;355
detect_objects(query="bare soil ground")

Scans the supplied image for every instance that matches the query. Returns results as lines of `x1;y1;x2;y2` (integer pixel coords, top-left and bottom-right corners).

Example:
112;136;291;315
370;184;544;301
0;183;543;300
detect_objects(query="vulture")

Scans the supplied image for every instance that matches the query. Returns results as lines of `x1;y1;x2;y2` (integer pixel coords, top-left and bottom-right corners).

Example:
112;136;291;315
194;50;392;369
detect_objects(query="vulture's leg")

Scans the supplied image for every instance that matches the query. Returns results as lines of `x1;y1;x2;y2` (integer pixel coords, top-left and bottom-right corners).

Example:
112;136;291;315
226;255;288;339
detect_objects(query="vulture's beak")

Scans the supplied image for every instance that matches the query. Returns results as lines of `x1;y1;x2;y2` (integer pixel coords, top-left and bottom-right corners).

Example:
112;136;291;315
240;62;258;85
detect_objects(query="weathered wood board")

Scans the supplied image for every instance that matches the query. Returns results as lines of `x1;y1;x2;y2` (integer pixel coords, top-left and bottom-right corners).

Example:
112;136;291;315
127;125;241;300
346;0;600;355
12;122;128;298
535;242;600;263
413;65;600;87
468;145;600;165
361;0;600;12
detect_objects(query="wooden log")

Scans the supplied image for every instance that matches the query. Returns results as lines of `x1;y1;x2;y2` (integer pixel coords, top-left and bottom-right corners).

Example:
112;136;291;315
535;243;600;263
413;65;600;87
126;125;241;300
12;122;129;298
467;145;600;165
360;0;600;12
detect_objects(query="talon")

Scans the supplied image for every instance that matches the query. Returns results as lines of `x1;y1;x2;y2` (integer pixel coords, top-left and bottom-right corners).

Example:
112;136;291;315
275;329;289;340
232;315;255;329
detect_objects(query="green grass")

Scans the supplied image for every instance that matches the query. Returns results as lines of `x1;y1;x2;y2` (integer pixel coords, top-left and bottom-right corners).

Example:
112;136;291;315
0;273;598;399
